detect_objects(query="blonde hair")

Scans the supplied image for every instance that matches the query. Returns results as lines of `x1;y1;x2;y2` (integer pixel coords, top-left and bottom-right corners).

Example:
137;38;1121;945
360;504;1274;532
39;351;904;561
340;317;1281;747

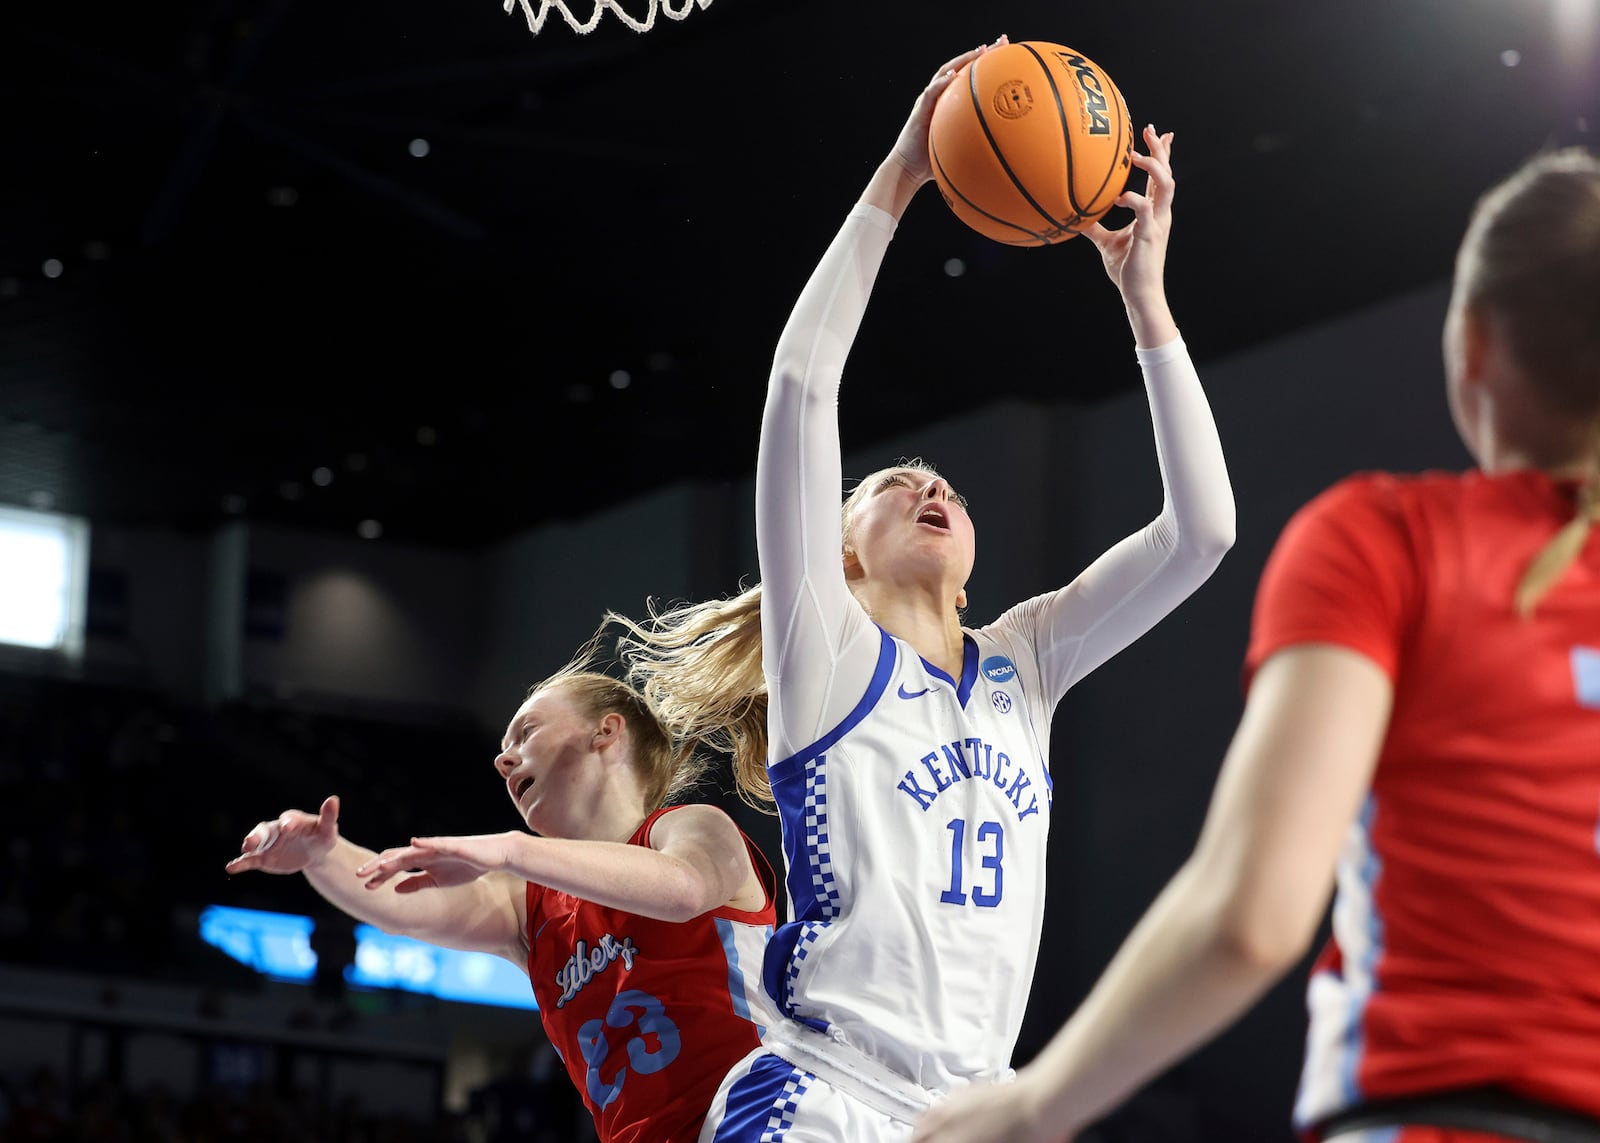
1455;147;1600;614
611;458;963;810
529;655;711;812
608;587;772;810
1515;428;1600;616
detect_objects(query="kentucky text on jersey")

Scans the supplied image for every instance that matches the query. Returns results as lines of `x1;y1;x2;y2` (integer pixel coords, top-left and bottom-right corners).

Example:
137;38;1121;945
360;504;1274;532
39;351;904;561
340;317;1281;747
555;934;639;1009
896;736;1041;820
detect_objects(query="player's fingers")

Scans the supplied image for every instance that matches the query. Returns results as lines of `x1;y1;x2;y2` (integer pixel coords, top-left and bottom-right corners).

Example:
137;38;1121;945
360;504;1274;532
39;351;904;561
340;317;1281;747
1143;124;1173;161
1082;219;1116;249
1137;128;1175;205
245;821;279;855
355;845;420;880
1109;187;1148;224
1128;146;1170;189
929;34;1005;84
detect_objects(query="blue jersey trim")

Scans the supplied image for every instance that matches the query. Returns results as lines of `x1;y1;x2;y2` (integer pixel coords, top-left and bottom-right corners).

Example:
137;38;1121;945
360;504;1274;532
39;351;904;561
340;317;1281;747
1575;646;1600;711
714;916;758;1034
708;1055;814;1142
768;627;897;785
1339;794;1386;1108
917;632;979;709
955;635;978;707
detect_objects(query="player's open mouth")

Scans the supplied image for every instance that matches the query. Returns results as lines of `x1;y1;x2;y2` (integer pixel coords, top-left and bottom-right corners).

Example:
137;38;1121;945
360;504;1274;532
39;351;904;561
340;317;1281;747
514;775;535;803
916;505;951;531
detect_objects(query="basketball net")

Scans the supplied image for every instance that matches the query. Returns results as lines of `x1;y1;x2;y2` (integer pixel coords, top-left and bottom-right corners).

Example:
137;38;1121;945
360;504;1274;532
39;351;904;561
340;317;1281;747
502;0;714;36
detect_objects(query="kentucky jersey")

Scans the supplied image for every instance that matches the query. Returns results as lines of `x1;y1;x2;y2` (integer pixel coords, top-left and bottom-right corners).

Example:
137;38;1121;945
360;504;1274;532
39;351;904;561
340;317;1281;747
526;807;779;1143
737;200;1235;1103
765;620;1056;1088
1246;470;1600;1134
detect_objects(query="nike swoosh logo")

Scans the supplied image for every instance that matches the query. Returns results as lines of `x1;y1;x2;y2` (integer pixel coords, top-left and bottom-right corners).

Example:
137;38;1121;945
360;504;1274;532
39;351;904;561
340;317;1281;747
897;684;932;700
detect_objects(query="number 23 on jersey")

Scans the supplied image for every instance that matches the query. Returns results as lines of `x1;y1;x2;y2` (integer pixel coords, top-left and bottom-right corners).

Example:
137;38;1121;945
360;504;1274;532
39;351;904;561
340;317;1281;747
577;989;682;1109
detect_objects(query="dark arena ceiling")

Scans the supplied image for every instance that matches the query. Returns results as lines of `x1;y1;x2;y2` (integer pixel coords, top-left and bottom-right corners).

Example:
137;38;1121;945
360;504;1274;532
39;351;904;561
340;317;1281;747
1;0;1594;546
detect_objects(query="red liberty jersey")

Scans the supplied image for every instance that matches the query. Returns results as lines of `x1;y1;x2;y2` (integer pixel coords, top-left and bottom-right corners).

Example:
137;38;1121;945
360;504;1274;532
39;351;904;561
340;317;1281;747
525;808;777;1143
1245;470;1600;1134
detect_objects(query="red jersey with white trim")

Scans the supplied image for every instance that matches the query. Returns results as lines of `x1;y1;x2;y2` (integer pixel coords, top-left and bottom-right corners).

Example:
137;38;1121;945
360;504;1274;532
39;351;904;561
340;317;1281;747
1244;469;1600;1134
524;807;777;1143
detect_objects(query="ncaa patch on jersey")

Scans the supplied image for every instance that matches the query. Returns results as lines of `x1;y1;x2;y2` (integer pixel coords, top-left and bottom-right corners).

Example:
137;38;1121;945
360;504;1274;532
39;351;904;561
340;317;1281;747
1574;646;1600;711
981;655;1017;685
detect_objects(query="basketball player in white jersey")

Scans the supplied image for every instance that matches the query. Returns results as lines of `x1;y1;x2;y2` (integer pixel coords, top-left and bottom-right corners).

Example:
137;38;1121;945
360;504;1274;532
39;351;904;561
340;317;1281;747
617;38;1235;1142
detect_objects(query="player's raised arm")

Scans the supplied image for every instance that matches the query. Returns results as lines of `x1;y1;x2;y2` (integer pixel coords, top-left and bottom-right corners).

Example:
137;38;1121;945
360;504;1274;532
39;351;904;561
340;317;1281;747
983;125;1232;704
757;39;1004;757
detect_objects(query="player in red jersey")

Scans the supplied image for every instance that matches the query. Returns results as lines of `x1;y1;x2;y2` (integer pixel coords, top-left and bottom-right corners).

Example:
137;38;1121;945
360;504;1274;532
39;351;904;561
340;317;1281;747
228;662;778;1143
914;148;1600;1143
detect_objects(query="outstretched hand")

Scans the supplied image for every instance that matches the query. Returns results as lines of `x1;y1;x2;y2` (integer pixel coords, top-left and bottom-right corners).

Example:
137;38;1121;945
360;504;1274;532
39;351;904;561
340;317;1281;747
226;795;341;876
355;833;525;894
890;35;1009;185
1084;124;1176;308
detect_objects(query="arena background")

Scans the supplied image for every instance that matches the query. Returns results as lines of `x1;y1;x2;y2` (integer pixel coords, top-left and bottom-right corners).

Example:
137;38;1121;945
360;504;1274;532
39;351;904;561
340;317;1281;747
0;1;1594;1139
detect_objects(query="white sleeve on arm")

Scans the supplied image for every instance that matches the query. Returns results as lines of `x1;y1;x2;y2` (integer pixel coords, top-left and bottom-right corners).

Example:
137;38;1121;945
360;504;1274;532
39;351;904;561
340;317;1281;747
987;337;1236;703
757;203;897;760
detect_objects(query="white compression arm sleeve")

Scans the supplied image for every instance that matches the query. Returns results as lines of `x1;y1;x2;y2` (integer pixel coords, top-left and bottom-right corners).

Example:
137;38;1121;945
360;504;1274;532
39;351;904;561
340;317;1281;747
983;337;1235;705
757;203;894;762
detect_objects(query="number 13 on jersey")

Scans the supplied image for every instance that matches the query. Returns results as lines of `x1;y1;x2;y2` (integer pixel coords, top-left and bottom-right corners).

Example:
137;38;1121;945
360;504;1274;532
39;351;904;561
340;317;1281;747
941;818;1005;907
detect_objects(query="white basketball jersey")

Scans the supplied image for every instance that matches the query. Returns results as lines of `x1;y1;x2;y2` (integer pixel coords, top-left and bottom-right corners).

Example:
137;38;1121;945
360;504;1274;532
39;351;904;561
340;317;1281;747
748;198;1233;1108
763;620;1053;1093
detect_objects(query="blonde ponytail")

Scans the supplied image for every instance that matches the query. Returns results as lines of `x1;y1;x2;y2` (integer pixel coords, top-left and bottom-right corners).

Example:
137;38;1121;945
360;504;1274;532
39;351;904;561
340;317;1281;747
1516;443;1600;616
606;586;774;811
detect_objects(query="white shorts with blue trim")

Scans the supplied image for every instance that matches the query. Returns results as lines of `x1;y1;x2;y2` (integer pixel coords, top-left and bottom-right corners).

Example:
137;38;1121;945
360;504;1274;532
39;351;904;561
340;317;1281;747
699;1020;943;1142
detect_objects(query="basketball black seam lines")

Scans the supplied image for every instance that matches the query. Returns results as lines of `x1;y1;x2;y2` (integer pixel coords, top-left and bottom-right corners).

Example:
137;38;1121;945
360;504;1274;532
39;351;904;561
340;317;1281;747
1022;41;1084;225
1028;43;1129;227
1072;62;1129;220
932;142;1049;245
967;52;1065;231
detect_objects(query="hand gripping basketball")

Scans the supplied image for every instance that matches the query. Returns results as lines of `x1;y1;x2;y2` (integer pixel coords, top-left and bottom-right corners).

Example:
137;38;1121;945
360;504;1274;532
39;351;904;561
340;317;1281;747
1084;124;1176;305
927;40;1135;245
891;37;1009;186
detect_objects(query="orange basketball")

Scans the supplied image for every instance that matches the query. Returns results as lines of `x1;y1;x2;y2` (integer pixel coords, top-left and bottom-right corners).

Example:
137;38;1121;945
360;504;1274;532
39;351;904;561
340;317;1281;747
928;41;1134;245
